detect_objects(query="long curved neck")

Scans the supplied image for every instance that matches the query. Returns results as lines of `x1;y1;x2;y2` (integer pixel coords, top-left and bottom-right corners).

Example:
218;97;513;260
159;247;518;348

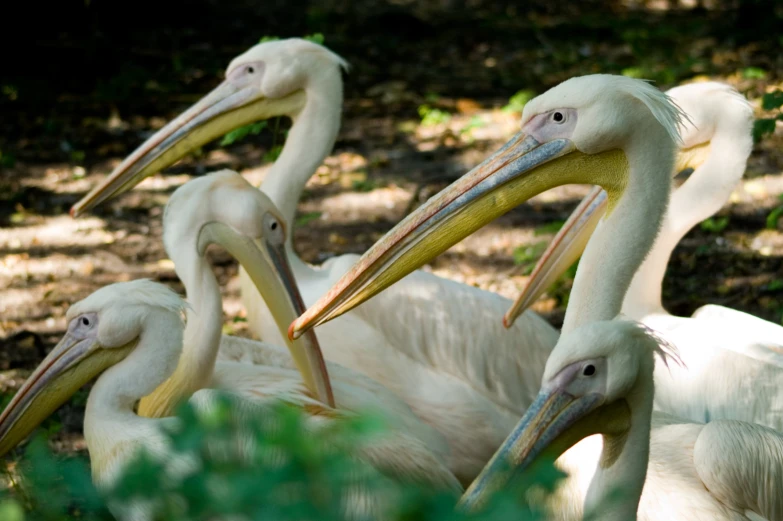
137;252;222;417
260;70;343;256
622;129;749;319
562;128;674;333
584;370;654;521
88;312;184;418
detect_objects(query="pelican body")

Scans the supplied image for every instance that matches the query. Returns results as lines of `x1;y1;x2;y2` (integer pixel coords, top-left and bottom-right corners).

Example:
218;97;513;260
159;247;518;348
286;74;783;520
69;38;560;482
138;170;456;484
462;320;783;521
502;82;783;431
0;280;460;520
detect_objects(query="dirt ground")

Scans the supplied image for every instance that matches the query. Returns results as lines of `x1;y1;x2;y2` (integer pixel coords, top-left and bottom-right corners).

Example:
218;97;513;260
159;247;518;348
1;0;782;453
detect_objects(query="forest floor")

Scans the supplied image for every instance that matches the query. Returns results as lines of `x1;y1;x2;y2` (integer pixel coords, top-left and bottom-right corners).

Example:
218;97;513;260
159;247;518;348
0;0;782;455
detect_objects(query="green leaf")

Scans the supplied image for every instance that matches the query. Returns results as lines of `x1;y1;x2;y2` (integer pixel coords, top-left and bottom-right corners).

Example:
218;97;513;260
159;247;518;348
295;211;322;226
263;144;283;162
502;89;536;113
220;121;268;147
766;205;783;229
303;33;325;45
418;104;452;126
762;90;783;111
534;220;565;236
765;279;783;292
259;36;280;43
0;500;24;521
0;150;16;168
753;118;776;143
512;242;548;274
743;67;767;80
700;215;729;233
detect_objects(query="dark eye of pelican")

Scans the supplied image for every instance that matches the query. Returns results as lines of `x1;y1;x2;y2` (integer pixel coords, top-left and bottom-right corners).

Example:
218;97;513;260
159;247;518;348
583;364;596;376
270;221;278;230
553;111;564;123
246;66;255;74
81;317;90;326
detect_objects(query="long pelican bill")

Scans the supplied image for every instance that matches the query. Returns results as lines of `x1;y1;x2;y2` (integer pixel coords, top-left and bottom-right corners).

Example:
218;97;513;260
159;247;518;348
502;140;712;329
290;131;629;339
458;388;628;512
503;186;608;329
0;333;134;456
70;80;306;217
199;222;334;407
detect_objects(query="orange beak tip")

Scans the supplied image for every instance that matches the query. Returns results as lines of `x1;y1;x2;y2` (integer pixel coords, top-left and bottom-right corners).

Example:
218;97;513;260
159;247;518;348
287;321;298;341
69;206;77;218
502;315;511;329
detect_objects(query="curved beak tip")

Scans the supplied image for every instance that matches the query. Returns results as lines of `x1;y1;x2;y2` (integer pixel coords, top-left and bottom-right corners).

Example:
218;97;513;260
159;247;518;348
502;314;511;329
287;321;298;341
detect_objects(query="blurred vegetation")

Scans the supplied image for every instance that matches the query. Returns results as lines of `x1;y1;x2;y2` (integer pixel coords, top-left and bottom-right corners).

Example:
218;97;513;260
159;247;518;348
0;397;562;520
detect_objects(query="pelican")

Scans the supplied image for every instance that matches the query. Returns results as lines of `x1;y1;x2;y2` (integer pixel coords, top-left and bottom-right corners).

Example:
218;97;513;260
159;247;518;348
69;38;560;481
137;169;455;481
286;73;783;519
502;82;783;429
290;73;688;338
461;319;783;521
0;280;461;521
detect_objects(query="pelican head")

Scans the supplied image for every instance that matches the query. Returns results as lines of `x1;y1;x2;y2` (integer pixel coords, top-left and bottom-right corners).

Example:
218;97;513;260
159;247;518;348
71;38;347;217
290;74;687;337
502;82;753;328
460;319;675;511
158;170;333;406
0;280;186;456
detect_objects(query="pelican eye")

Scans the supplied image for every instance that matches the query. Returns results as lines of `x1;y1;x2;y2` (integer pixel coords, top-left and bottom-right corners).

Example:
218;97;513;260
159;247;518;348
553;111;565;123
583;364;596;376
81;317;91;326
246;66;255;74
270;221;278;230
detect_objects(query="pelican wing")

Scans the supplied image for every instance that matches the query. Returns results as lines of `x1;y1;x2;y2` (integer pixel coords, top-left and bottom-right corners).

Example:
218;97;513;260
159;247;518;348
694;419;783;521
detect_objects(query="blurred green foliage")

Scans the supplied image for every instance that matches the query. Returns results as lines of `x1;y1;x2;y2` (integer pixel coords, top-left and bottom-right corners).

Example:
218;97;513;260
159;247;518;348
513;242;548;275
220;121;268;147
766;194;783;230
0;396;562;520
700;216;730;233
502;90;535;114
754;90;783;143
418;105;452;127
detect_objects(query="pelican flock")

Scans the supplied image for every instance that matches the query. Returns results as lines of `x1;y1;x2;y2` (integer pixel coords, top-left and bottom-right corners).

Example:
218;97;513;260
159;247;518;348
1;33;781;521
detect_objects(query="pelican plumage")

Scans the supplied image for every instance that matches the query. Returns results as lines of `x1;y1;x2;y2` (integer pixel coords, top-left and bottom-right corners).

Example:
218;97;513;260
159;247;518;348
137;170;456;483
0;280;460;521
291;74;783;519
502;82;783;429
462;320;783;521
70;38;560;481
291;73;687;339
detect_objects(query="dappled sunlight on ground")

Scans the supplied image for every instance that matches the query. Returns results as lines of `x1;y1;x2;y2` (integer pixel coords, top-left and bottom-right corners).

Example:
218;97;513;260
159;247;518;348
1;0;782;453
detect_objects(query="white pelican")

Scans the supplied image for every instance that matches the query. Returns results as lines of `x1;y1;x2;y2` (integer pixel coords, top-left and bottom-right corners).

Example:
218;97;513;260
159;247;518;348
69;38;559;481
460;320;783;521
290;73;688;337
285;74;783;520
138;169;454;480
502;82;783;429
0;280;461;521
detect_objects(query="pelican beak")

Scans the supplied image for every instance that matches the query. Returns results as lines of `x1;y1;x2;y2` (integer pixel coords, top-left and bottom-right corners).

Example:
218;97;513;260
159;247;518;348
198;222;334;408
503;186;608;328
70;79;306;217
0;333;134;456
459;386;612;512
290;131;629;338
